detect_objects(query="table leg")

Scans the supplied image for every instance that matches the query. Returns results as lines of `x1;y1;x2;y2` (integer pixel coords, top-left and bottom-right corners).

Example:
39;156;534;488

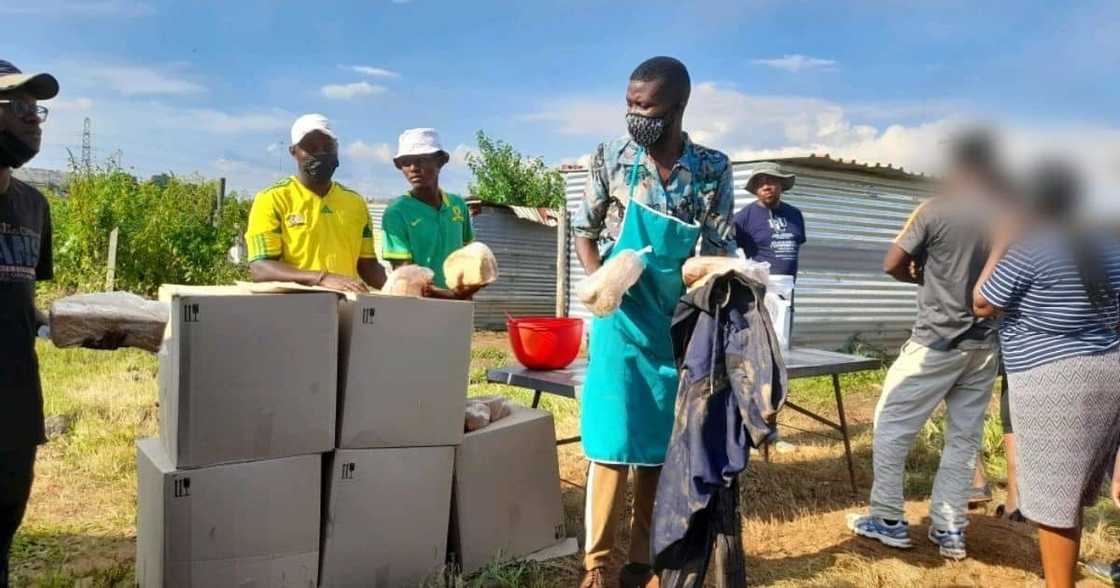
531;390;542;409
833;374;857;493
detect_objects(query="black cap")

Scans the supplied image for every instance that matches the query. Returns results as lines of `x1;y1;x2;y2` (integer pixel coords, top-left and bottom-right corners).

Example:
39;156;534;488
0;60;60;100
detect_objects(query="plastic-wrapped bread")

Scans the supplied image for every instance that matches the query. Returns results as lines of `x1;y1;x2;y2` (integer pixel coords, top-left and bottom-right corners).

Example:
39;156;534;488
473;395;511;423
576;247;650;317
381;265;435;297
464;400;492;432
682;256;771;291
49;291;169;352
443;242;499;290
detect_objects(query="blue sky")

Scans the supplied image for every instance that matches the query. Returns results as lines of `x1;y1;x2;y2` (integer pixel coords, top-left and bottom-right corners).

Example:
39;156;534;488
4;0;1118;200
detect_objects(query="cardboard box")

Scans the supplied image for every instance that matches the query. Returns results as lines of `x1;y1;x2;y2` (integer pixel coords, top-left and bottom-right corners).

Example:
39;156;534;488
319;446;455;587
135;438;321;588
450;406;566;574
336;294;472;448
158;286;338;468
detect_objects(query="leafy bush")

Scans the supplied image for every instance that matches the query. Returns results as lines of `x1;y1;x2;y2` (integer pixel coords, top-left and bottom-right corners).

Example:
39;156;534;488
466;131;565;208
46;163;250;297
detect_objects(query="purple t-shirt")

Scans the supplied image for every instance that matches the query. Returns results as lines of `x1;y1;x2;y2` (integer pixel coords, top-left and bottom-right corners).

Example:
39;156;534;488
733;201;805;276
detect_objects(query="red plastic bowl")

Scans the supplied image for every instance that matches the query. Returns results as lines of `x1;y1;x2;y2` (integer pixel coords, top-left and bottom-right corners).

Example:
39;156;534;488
507;316;584;370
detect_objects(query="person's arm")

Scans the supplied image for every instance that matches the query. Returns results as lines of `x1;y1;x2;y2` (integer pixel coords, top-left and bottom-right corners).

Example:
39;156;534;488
572;144;610;274
356;258;386;290
1112;447;1120;509
884;245;922;284
356;217;386;289
35;201;53;328
974;243;1033;319
698;162;737;256
248;260;367;292
885;202;929;284
380;206;413;268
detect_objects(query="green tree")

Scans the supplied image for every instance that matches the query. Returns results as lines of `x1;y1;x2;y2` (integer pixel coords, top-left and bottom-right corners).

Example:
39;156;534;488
466;130;565;208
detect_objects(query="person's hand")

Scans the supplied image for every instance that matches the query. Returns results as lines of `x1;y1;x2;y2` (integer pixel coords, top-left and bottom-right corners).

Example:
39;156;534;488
909;260;924;283
318;273;370;293
423;286;458;300
452;283;485;300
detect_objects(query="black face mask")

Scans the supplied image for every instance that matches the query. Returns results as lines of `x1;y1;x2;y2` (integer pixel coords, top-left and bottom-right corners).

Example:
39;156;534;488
626;112;669;148
0;129;38;169
301;152;339;182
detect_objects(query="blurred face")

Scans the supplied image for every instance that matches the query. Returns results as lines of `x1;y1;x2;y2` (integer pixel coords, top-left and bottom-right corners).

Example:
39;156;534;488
394;152;447;192
0;90;44;153
626;79;676;120
753;176;784;207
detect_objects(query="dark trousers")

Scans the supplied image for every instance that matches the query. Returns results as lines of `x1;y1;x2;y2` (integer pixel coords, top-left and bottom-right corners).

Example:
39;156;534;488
1;447;36;588
657;479;747;588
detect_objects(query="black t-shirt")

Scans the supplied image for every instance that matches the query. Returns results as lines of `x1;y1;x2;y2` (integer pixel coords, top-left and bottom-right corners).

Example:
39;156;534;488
0;177;52;449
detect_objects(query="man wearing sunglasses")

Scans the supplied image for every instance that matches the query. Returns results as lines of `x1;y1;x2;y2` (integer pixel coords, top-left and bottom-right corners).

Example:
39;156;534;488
381;128;479;299
0;59;58;587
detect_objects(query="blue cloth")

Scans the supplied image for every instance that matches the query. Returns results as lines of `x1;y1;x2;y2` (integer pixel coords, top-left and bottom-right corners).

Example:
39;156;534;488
979;232;1120;373
572;134;737;258
581;192;702;465
733;201;806;276
653;271;788;565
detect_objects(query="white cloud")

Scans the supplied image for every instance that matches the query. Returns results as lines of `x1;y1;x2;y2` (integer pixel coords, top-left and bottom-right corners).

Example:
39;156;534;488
752;54;837;73
0;0;155;17
89;65;205;96
339;65;400;78
51;97;95;111
179;108;290;134
345;140;394;164
449;144;476;167
321;81;386;100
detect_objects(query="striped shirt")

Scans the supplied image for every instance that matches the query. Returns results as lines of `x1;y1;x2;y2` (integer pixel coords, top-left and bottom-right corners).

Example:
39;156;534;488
980;233;1120;372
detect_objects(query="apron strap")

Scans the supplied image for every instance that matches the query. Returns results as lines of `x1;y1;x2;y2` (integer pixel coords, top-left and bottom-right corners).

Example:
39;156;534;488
628;146;645;201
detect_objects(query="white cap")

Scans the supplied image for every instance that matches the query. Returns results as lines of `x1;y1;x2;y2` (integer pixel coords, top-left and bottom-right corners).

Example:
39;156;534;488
394;128;445;161
290;113;337;146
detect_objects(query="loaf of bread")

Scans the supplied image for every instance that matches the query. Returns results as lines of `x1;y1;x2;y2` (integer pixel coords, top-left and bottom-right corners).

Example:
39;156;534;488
381;265;435;297
443;242;499;291
576;248;649;317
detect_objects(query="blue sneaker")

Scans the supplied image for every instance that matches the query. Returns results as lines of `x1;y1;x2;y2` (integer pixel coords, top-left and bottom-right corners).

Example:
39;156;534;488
846;513;912;549
928;527;967;560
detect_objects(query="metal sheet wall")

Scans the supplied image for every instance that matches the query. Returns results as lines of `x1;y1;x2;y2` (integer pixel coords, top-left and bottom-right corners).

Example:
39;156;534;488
368;201;556;330
563;163;934;352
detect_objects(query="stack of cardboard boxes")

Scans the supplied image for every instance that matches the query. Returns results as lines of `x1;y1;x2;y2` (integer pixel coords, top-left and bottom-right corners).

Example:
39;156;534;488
136;286;567;587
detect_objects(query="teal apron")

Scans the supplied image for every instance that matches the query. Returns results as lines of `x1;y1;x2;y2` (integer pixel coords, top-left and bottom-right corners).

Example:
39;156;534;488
581;150;702;465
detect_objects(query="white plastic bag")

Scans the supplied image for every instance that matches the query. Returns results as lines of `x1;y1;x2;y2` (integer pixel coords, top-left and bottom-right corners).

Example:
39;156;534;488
381;265;435;297
443;242;499;291
49;291;169;352
577;247;651;317
464;401;492;432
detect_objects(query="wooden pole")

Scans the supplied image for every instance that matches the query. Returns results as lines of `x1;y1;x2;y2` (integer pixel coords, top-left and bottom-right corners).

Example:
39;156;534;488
105;227;119;291
555;207;569;317
213;177;226;226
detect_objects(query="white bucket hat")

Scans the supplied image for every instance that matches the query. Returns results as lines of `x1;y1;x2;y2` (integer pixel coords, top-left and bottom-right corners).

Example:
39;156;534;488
290;113;337;146
394;128;447;163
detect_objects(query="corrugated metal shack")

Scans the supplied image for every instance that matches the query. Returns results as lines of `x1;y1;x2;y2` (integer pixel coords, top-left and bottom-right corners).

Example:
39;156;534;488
561;155;936;352
368;200;558;330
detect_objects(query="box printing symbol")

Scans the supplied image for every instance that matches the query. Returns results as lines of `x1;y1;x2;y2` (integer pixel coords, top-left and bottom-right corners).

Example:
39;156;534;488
183;303;200;323
361;308;375;325
342;462;356;480
173;477;191;497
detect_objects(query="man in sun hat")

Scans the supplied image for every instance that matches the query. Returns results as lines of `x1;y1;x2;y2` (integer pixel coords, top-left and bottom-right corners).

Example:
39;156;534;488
733;161;805;279
0;59;58;586
381;128;478;299
246;113;386;292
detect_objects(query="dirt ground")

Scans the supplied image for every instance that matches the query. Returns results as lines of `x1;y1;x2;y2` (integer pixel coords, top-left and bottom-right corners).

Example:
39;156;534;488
12;333;1120;587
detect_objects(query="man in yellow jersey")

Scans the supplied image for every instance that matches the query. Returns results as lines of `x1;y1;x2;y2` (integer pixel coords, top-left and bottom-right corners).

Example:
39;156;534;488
381;128;478;299
246;113;386;292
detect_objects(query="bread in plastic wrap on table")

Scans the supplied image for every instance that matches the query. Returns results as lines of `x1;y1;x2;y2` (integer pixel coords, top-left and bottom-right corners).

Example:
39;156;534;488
473;395;511;423
49;291;169;352
381;265;435;297
464;400;492;432
443;242;499;291
576;247;650;317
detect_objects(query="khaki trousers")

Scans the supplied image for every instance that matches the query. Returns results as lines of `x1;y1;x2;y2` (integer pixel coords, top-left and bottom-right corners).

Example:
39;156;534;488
583;461;661;570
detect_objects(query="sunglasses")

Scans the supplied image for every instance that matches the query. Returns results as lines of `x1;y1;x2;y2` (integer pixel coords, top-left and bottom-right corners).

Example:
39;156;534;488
0;100;48;122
